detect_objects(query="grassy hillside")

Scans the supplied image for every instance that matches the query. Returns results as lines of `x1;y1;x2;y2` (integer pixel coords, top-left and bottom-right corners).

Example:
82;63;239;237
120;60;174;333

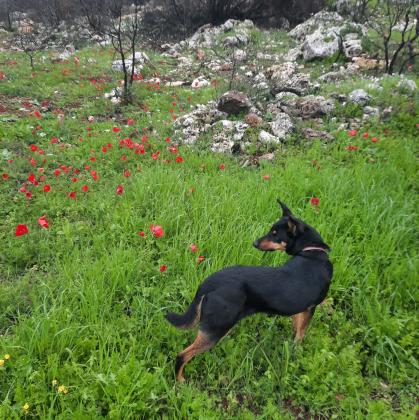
0;44;418;418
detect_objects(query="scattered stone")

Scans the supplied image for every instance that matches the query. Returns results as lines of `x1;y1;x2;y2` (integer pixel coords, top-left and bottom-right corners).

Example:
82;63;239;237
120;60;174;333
217;91;251;115
245;113;263;128
282;95;335;119
348;89;371;105
111;52;148;74
270;112;295;139
259;130;280;144
191;76;210;89
302;27;340;60
259;152;275;161
352;57;385;70
267;62;311;95
233;49;247;61
397;78;416;92
300;128;334;142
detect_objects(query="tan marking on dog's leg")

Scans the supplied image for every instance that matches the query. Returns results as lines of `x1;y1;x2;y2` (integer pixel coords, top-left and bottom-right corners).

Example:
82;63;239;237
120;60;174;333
292;308;314;342
175;331;216;382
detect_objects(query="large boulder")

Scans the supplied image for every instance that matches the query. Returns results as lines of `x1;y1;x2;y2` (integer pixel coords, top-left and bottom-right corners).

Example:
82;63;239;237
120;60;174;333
302;28;340;60
348;89;371;105
217;91;251;115
280;95;335;119
267;62;311;95
290;10;366;61
270;112;295;139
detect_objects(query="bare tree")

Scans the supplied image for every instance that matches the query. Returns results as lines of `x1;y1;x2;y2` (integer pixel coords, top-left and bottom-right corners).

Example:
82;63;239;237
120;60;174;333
0;0;15;31
369;0;418;74
14;25;51;71
80;0;144;104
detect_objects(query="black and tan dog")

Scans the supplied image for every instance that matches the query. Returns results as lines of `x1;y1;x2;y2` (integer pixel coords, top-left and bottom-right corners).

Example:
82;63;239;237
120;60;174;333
166;200;333;381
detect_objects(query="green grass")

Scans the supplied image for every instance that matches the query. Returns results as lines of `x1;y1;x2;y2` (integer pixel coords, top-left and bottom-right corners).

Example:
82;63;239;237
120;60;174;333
0;45;418;419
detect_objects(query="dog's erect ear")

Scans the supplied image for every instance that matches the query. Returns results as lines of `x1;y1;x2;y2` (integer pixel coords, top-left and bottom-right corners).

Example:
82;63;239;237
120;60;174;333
287;215;304;236
278;200;292;217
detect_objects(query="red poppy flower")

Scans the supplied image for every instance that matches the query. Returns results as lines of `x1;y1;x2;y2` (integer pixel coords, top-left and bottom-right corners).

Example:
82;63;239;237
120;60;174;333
159;264;167;273
2;173;9;180
72;177;78;183
198;256;205;263
152;152;160;160
82;185;89;192
34;110;41;119
113;127;121;133
39;175;46;182
310;197;320;206
54;169;61;176
116;185;124;195
346;145;359;151
371;137;378;143
89;157;96;162
138;231;145;237
69;192;76;199
26;192;32;199
348;130;357;137
43;184;51;192
102;146;107;153
150;224;164;238
30;158;37;167
91;170;98;181
30;144;38;152
127;119;135;126
28;173;36;183
175;156;184;163
263;175;270;180
123;170;131;177
169;109;174;113
362;132;369;139
165;137;171;143
219;164;225;171
15;224;29;236
190;244;198;253
38;215;49;229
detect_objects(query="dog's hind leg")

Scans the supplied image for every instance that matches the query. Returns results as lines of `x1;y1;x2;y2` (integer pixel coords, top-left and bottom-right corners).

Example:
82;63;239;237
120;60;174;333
292;306;316;342
175;330;220;382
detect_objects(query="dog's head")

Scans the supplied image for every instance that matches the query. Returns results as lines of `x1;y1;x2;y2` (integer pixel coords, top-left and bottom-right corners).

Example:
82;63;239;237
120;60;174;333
253;200;330;255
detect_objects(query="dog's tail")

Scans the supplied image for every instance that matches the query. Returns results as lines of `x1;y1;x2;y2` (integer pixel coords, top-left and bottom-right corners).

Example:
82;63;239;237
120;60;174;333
165;294;205;329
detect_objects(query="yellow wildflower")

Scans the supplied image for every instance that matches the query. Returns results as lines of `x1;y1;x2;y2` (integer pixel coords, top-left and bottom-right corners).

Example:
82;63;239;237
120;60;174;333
0;359;4;366
4;354;10;360
57;385;68;394
52;379;58;386
23;403;29;412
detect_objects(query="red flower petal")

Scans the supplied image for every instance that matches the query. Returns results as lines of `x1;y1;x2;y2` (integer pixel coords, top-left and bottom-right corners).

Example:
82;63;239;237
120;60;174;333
198;256;205;263
15;224;29;236
43;184;51;192
190;244;198;253
2;173;9;180
69;192;76;199
150;224;164;238
138;231;145;237
159;264;167;273
310;197;320;206
82;185;89;192
38;215;49;229
116;185;124;195
113;127;121;133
